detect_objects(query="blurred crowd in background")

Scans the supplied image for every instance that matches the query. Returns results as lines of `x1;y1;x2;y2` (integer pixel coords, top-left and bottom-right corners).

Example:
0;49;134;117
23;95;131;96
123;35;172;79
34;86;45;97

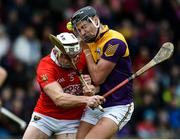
0;0;179;138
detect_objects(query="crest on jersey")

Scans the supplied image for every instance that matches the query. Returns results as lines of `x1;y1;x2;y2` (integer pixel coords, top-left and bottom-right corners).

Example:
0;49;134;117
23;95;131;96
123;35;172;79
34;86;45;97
40;74;48;82
95;47;101;61
104;44;118;57
96;47;101;55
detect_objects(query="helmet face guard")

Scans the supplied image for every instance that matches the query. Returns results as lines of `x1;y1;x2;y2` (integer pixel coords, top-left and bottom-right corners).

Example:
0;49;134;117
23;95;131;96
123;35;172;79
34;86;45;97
63;43;82;58
56;33;82;57
71;6;100;43
73;16;100;43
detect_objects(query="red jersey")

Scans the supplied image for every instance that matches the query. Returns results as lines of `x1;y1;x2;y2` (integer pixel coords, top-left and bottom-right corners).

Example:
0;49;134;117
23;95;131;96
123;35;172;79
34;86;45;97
34;50;87;120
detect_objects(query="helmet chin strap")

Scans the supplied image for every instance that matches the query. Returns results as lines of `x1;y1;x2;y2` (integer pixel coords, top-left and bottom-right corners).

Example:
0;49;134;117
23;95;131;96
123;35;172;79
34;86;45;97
84;18;100;43
94;25;100;40
85;26;100;43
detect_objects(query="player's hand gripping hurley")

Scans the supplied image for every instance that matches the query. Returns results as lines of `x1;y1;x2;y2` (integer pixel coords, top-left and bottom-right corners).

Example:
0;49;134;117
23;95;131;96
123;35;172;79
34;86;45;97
49;34;104;112
103;42;174;98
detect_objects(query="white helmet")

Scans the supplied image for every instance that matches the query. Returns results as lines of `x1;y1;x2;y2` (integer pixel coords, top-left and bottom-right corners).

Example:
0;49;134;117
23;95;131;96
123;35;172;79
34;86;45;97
55;32;81;58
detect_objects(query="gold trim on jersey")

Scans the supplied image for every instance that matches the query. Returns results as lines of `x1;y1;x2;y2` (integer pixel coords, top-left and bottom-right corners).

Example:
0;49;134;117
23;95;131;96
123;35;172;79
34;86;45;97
104;44;119;57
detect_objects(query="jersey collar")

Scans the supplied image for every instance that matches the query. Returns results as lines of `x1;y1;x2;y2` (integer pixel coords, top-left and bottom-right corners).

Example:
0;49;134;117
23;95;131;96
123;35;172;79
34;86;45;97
89;25;109;44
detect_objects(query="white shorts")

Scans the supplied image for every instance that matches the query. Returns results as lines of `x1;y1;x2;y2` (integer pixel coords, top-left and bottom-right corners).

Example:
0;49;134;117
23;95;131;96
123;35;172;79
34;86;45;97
29;112;80;136
81;102;134;130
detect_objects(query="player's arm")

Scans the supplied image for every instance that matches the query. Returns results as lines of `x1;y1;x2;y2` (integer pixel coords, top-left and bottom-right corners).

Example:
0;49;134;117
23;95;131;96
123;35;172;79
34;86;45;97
83;54;115;86
83;39;128;86
0;67;7;86
43;81;104;108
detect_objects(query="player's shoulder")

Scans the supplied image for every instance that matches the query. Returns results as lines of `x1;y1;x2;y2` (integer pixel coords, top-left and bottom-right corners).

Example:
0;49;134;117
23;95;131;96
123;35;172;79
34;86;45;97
101;25;125;41
37;55;55;69
79;51;86;60
103;29;127;46
38;55;50;63
108;29;125;40
78;51;86;67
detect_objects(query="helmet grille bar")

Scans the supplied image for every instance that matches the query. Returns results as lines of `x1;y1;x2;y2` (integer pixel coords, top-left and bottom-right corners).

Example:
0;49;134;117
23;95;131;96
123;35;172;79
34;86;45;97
63;42;79;46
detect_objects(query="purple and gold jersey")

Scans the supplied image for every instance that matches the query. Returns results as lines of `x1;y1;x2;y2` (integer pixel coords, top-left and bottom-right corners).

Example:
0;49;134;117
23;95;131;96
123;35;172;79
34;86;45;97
87;25;133;107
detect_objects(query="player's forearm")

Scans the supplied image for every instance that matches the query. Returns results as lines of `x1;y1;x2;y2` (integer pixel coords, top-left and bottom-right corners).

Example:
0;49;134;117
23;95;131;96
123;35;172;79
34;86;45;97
44;82;87;108
54;93;87;108
83;49;104;85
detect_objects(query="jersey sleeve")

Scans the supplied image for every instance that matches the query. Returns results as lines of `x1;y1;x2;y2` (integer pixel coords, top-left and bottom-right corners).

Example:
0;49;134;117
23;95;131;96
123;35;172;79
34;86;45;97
101;39;128;63
36;60;57;88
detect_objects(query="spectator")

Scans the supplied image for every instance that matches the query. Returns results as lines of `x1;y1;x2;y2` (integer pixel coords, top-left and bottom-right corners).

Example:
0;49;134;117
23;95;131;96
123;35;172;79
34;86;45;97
12;25;41;67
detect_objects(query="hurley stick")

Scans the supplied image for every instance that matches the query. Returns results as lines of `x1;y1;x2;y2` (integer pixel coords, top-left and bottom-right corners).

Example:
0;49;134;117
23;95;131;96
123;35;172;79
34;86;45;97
103;42;174;98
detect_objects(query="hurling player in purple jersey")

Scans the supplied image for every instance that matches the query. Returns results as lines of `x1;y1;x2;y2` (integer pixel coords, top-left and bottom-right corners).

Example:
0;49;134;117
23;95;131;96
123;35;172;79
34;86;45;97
68;6;134;139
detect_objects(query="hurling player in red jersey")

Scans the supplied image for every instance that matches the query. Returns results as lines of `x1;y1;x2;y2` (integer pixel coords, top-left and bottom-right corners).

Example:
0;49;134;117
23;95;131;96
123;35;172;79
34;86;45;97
23;32;105;139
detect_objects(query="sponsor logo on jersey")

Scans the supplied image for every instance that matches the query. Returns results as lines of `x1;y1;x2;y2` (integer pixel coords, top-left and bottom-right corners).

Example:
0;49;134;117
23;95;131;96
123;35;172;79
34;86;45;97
63;84;82;95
